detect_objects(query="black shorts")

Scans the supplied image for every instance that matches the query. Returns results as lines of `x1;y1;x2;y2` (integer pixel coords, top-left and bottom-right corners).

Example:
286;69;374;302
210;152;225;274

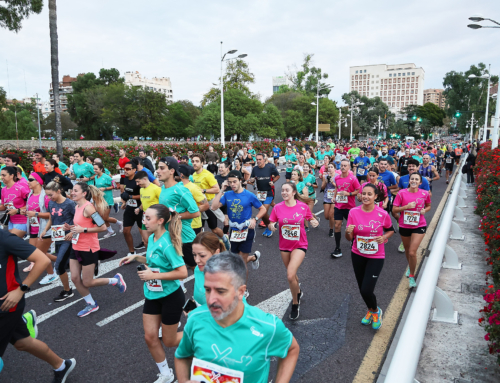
280;248;307;255
444;162;454;171
0;310;31;357
29;234;51;239
193;227;202;235
399;226;427;237
142;287;185;325
220;204;227;215
334;207;350;221
123;207;143;228
182;242;196;268
285;172;292;180
71;249;99;266
323;202;334;205
357;176;367;183
230;228;255;254
203;209;218;230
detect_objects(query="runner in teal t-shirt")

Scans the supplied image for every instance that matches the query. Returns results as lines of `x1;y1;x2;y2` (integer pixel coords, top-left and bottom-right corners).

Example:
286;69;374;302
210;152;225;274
94;173;114;206
73;151;95;185
284;148;297;178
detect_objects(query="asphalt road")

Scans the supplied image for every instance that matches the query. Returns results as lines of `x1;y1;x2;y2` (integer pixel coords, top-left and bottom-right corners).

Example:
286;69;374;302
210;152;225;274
1;168;450;383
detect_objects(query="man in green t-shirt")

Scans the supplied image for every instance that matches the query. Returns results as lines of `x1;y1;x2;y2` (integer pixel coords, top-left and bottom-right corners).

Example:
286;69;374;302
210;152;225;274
327;138;336;151
175;252;299;383
73;150;95;185
347;142;360;163
284;147;297;181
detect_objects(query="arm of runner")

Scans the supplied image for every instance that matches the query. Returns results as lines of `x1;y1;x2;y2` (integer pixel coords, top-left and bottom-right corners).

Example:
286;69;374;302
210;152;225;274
152;179;161;187
174;357;194;383
275;336;300;383
138;264;188;282
431;166;440;181
210;183;226;211
119;254;147;266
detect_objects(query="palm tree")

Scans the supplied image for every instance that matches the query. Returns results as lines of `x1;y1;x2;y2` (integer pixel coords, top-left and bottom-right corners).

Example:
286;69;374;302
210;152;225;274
49;0;62;156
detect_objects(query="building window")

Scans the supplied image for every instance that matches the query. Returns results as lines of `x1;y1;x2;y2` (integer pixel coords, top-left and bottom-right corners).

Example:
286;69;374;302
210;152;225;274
367;74;370;79
376;86;378;89
389;74;392;77
363;75;366;79
412;72;415;75
415;83;418;88
364;70;366;73
356;70;358;74
389;79;392;84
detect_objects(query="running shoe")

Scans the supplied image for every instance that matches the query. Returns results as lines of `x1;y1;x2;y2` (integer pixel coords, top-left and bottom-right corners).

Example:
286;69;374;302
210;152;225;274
153;370;175;383
361;310;373;325
297;290;303;305
103;231;116;239
117;220;124;233
398;242;405;253
52;358;76;383
371;307;383;330
290;304;300;320
409;277;417;288
266;228;273;237
406;268;410;278
330;248;343;258
39;274;59;285
22;262;34;273
54;289;74;302
113;203;119;213
159;327;163;338
127;251;137;257
134;241;145;250
305;226;310;233
258;220;266;228
222;234;231;251
315;217;320;226
23;309;38;339
251;251;261;270
113;273;127;293
329;229;334;237
77;302;99;317
23;234;29;241
49;242;55;254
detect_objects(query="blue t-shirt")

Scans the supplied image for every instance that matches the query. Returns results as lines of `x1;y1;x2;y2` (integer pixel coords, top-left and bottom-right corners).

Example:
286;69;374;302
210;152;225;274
142;167;156;182
388;149;396;156
272;147;281;157
398;174;430;191
353;156;371;171
378;170;397;195
220;189;262;224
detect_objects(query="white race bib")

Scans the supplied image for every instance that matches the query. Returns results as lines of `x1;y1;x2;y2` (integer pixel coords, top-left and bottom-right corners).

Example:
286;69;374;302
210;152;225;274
29;216;39;227
286;161;292;170
336;194;348;203
4;202;14;210
190;357;243;383
120;169;125;175
230;229;248;242
356;236;379;255
51;225;65;241
281;224;300;241
257;191;267;201
127;199;138;207
71;232;80;245
146;267;163;292
357;167;365;176
326;189;335;199
403;211;420;226
318;160;324;166
446;158;452;164
142;213;146;226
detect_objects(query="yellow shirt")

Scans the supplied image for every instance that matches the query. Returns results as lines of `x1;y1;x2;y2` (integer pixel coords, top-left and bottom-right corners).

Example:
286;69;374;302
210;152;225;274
192;169;218;201
183;181;206;229
140;183;161;211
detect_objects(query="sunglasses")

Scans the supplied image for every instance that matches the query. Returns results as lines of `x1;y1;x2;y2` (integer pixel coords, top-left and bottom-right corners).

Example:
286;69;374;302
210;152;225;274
124;168;133;171
28;178;36;182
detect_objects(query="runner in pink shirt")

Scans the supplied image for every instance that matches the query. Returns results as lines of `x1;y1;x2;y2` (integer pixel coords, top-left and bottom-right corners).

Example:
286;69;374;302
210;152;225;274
345;183;395;330
358;167;388;209
269;182;318;320
392;172;431;288
331;159;361;258
0;166;29;238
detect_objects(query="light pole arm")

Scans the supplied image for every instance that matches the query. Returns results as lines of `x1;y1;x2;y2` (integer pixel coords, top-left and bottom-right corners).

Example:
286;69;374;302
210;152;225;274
485;18;500;26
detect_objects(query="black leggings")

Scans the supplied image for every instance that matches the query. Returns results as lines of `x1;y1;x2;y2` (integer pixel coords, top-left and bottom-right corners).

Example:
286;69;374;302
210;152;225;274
466;169;474;184
351;252;384;311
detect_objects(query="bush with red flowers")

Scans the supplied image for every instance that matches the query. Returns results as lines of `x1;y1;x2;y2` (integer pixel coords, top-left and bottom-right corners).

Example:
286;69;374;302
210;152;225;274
475;141;500;364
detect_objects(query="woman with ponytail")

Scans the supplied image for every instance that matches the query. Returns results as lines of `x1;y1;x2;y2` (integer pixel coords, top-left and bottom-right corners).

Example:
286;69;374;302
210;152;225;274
0;166;29;238
119;204;188;383
357;167;388;209
67;182;127;318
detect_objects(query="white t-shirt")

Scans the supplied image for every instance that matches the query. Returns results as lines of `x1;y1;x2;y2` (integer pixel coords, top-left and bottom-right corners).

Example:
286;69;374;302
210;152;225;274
397;150;405;159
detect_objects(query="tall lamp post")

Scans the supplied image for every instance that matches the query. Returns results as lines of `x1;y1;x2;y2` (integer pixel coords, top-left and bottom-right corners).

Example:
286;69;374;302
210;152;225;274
36;93;42;148
311;84;334;143
220;42;247;147
469;65;492;143
350;101;364;141
468;14;500;149
338;109;348;140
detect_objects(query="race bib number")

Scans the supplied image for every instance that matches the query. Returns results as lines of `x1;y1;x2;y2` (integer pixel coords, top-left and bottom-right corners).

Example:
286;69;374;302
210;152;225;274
257;191;267;201
191;357;243;383
51;225;65;241
286;161;292;170
208;161;213;165
146;268;163;292
4;202;14;210
120;169;125;175
127;199;138;207
29;216;39;227
326;189;335;199
357;167;365;176
446;158;452;164
71;232;80;245
336;194;348;203
142;213;146;225
230;229;248;242
356;236;379;255
318;160;324;166
281;224;300;241
403;211;420;226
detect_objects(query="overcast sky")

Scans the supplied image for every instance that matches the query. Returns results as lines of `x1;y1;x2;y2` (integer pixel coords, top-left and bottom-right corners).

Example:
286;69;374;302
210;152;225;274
1;0;498;106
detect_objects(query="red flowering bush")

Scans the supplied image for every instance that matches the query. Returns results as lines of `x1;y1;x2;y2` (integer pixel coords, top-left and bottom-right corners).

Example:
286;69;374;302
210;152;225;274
475;141;500;363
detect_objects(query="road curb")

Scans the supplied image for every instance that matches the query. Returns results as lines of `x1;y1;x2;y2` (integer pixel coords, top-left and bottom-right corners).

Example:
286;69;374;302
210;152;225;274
352;169;459;383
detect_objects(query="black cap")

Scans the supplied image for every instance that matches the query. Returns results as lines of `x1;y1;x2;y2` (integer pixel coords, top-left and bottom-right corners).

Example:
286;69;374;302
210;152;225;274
228;170;243;180
160;156;180;177
178;164;194;178
181;155;189;160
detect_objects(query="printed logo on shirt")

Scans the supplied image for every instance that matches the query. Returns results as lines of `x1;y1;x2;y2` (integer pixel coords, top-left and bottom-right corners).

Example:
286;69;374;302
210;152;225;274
283;212;303;224
51;208;63;216
336;181;351;191
211;344;253;367
250;326;264;338
358;220;383;233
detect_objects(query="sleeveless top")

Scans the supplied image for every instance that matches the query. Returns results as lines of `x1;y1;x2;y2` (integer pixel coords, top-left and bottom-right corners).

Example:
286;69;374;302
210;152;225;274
419;165;432;181
73;201;100;252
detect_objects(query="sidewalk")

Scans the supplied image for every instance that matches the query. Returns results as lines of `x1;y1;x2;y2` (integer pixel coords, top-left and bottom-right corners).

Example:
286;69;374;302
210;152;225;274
414;182;500;382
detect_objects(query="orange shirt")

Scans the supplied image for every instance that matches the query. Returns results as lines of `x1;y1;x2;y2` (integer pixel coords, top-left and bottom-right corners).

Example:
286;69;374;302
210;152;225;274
33;161;62;175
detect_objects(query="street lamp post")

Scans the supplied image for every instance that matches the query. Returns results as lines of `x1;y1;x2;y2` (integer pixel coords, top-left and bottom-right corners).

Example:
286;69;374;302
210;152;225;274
311;84;334;143
337;109;348;140
469;66;492;143
466;113;478;143
350;102;364;141
36;93;42;148
220;42;247;148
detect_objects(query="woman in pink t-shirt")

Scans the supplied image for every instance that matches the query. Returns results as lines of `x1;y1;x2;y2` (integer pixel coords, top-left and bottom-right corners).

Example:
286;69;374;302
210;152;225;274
269;182;318;321
392;173;431;289
345;183;395;330
0;166;29;238
318;155;331;178
358;167;388;209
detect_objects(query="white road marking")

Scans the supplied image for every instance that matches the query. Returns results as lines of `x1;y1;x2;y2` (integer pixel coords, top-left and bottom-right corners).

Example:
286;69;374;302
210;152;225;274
316;209;324;215
256;289;292;320
96;299;145;327
38;298;84;324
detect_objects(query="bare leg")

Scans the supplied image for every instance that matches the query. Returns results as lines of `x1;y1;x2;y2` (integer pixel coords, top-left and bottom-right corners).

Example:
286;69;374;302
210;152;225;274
281;249;306;304
13;337;64;369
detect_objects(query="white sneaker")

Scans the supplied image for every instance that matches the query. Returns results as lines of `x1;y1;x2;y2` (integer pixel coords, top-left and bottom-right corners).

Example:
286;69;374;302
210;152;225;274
153;370;174;383
158;327;162;338
49;242;55;254
117;221;124;233
127;251;137;257
39;274;59;285
251;251;261;270
103;231;116;239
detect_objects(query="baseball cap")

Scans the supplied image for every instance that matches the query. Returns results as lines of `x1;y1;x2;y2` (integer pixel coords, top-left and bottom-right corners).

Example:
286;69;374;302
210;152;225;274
228;170;243;180
160;156;180;177
181;155;189;160
178;164;194;178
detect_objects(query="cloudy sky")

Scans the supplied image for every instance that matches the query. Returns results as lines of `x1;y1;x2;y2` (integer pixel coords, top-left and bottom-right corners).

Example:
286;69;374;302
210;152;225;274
1;0;498;106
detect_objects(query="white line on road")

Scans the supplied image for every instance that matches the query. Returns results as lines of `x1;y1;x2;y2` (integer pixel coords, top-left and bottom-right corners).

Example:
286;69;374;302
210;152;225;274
256;289;292;320
96;300;145;327
38;298;84;324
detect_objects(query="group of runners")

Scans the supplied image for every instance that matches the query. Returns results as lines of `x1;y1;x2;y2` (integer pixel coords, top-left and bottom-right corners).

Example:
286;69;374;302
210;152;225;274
0;138;469;383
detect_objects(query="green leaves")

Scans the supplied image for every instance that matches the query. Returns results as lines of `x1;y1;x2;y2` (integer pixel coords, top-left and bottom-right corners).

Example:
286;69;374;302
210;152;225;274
0;0;43;33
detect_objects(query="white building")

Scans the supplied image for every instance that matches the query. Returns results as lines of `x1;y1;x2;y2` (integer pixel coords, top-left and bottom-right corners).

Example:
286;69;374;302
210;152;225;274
272;76;292;93
22;96;51;118
349;63;425;113
124;71;173;99
49;74;81;113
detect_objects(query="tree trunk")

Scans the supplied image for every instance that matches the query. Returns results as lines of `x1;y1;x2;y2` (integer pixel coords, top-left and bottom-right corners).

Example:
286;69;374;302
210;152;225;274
49;0;62;156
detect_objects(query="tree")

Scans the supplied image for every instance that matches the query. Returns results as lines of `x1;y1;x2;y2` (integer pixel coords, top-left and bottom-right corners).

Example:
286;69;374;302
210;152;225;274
0;0;42;32
0;109;38;140
41;112;77;139
0;86;6;108
286;54;331;97
341;91;391;136
418;102;446;129
258;103;285;139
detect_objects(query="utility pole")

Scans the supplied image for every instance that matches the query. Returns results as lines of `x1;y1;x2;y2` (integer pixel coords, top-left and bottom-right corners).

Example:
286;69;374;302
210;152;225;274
36;93;42;148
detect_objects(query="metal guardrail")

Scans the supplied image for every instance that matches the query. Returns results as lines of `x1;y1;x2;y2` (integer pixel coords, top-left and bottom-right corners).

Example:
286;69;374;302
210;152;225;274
384;155;468;383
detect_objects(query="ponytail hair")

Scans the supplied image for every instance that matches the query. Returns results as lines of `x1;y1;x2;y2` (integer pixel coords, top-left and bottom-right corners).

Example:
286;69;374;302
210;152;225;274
75;182;107;217
362;183;386;204
193;231;226;254
147;204;183;256
282;181;313;204
2;166;19;182
45;180;65;193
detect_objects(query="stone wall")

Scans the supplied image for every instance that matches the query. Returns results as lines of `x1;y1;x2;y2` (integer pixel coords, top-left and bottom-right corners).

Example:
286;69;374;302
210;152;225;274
0;140;197;150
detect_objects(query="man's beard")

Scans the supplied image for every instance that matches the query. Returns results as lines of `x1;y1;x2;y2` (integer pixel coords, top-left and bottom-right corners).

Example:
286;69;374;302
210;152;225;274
209;295;239;321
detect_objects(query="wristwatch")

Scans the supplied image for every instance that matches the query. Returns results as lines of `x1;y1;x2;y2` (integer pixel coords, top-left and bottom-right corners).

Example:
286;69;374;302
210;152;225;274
35;212;39;218
203;189;206;194
20;284;30;292
84;228;88;233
